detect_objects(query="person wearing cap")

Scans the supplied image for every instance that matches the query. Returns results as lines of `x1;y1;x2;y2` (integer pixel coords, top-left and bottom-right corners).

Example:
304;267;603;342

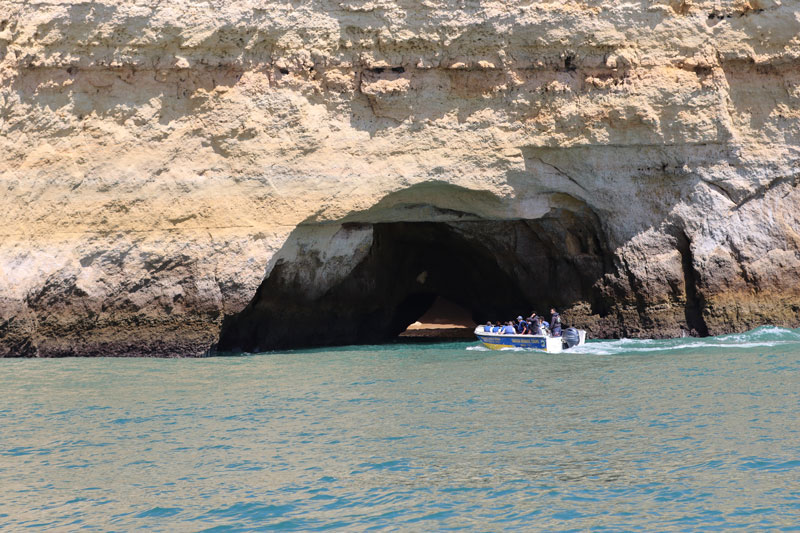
515;316;528;334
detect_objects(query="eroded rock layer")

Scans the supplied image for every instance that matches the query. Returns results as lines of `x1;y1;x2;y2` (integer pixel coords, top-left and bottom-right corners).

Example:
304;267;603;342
1;0;799;355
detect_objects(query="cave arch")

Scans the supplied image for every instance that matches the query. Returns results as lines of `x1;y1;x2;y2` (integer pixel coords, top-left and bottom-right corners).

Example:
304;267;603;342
217;211;611;352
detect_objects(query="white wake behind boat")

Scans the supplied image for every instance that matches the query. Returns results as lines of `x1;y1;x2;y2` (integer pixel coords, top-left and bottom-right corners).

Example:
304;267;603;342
474;326;587;353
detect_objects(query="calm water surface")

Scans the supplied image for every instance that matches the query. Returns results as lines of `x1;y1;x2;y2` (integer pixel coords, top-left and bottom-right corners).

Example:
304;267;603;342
2;327;799;531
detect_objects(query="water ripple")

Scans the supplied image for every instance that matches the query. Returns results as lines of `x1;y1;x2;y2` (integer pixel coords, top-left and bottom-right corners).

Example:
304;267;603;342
1;327;799;530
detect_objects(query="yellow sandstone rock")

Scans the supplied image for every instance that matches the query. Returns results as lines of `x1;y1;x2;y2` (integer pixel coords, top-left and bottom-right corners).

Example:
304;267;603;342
1;0;799;354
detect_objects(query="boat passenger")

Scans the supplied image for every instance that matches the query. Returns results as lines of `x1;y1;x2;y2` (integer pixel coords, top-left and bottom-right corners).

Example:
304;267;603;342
483;322;493;332
515;316;528;334
501;321;516;335
491;322;502;333
550;308;562;337
529;318;541;335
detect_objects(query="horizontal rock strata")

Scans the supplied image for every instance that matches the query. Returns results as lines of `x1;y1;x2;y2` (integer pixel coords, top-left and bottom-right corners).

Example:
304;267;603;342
1;0;799;355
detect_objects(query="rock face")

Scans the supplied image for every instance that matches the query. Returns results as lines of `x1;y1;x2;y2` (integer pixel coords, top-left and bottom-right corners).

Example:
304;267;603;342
1;0;799;355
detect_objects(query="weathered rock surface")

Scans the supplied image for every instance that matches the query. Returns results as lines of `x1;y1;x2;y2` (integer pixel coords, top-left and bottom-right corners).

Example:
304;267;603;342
1;0;799;355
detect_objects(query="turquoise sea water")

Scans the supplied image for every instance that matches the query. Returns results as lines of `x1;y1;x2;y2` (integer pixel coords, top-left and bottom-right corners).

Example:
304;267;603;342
2;327;799;531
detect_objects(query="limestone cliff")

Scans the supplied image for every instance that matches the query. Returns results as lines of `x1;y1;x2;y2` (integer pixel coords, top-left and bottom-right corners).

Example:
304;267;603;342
1;0;799;355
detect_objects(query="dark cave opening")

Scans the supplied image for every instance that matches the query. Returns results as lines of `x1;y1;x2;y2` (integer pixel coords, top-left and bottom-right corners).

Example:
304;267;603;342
217;217;610;352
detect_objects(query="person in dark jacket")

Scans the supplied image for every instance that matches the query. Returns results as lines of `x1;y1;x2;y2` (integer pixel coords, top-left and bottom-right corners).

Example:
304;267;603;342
550;308;562;337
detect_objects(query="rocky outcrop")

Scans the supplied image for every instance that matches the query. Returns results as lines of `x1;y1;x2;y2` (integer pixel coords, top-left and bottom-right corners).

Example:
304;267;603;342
1;0;799;355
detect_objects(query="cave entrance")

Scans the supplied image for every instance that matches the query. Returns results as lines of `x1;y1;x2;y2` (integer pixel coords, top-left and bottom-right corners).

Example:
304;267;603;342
218;217;608;352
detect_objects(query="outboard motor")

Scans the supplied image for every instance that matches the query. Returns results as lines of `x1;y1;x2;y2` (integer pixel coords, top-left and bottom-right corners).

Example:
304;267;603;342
563;327;581;349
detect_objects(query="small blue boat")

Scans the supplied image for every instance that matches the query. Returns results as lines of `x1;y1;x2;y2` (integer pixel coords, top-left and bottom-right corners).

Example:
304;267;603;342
474;326;586;353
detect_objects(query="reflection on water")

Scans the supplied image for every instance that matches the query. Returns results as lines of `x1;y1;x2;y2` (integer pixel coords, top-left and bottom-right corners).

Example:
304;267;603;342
1;327;799;530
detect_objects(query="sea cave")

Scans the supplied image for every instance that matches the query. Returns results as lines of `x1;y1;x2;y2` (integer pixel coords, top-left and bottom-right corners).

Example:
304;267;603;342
218;209;611;352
